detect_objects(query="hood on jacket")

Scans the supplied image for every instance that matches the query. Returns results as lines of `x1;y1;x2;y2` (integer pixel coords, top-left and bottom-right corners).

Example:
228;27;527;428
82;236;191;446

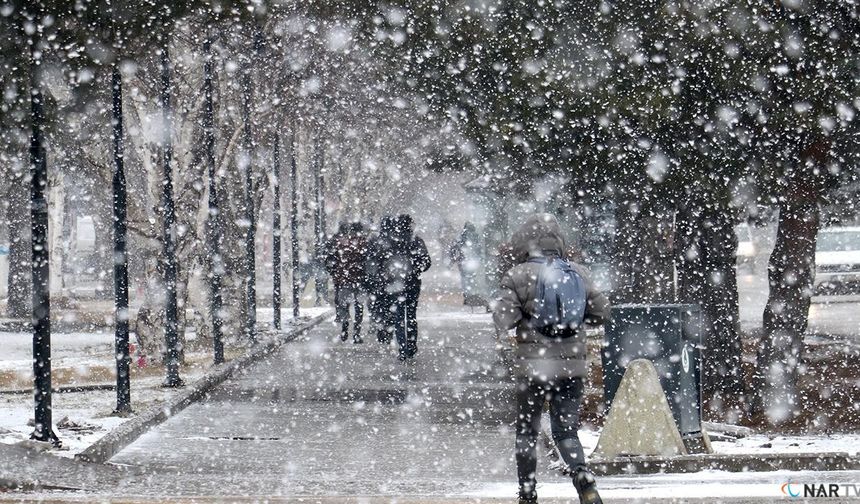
511;213;567;263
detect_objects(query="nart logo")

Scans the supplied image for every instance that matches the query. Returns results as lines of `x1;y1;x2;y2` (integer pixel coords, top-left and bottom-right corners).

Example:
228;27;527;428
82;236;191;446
781;481;860;498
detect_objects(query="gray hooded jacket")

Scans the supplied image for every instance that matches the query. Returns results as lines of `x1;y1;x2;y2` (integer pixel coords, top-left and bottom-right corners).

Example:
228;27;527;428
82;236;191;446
493;214;610;382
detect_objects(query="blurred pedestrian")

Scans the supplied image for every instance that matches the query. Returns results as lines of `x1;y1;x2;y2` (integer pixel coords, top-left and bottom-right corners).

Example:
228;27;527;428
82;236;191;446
493;213;609;504
449;222;487;308
324;221;369;343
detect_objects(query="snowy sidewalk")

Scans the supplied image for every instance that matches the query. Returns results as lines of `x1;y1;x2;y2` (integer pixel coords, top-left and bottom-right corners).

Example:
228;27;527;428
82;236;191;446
0;307;330;457
104;309;523;498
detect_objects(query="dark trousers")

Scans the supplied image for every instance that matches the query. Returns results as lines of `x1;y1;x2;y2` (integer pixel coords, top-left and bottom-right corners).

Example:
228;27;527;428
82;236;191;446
387;284;420;358
369;291;390;342
515;377;586;498
335;284;363;341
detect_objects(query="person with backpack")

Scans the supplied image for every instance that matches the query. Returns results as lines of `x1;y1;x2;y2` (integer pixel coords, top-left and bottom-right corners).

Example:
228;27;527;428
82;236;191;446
382;214;431;360
493;213;609;504
324;221;369;343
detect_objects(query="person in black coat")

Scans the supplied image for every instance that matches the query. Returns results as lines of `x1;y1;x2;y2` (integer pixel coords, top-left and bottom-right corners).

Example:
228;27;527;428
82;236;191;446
383;214;431;360
365;216;396;343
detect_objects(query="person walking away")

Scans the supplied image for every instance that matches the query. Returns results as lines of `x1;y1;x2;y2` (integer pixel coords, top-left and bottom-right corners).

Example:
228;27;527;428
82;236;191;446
449;222;487;308
493;213;609;504
324;221;369;343
382;214;431;360
365;216;396;343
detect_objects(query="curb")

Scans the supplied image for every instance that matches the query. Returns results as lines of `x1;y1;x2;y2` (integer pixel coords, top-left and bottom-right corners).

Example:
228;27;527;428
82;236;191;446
74;310;332;464
0;383;116;395
588;452;860;475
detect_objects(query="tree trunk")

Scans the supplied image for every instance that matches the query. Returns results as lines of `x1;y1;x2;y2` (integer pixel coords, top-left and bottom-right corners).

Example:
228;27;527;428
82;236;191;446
111;61;132;414
290;133;300;318
28;24;58;444
611;182;674;304
6;170;31;318
272;133;282;330
202;34;224;364
675;199;743;400
159;44;182;387
240;61;257;343
755;195;820;423
47;170;64;295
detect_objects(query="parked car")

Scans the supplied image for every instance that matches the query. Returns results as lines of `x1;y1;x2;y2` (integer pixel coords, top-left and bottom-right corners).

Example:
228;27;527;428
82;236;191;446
735;224;757;273
814;226;860;294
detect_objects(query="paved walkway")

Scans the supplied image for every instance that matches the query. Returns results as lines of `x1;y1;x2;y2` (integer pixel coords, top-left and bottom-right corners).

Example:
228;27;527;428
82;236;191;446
5;307;860;502
108;309;560;498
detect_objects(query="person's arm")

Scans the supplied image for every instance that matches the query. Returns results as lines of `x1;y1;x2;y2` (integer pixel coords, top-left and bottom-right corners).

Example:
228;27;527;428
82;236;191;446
583;274;610;325
572;263;610;325
493;269;523;330
322;238;338;274
584;289;610;326
413;237;432;273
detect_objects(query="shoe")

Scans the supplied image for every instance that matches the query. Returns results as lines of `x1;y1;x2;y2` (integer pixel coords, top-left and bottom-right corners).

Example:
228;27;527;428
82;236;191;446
353;337;363;344
573;470;603;504
340;331;348;342
517;491;537;504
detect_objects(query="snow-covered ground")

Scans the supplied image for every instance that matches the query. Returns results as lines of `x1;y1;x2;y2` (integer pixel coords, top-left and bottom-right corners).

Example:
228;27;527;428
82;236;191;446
468;469;860;500
574;428;860;459
0;377;197;457
0;307;330;458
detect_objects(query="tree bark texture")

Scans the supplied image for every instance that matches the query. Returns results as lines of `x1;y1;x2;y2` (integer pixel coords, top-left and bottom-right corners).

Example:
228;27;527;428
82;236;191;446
159;45;182;387
675;200;743;398
755;197;820;423
611;182;674;304
6;170;31;318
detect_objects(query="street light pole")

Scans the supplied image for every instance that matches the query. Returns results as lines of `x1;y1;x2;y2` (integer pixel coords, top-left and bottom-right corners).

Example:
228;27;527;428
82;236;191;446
272;134;282;330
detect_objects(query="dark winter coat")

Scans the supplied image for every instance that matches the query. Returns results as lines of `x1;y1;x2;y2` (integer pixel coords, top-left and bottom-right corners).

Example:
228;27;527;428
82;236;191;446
324;231;369;288
373;233;431;296
493;214;610;381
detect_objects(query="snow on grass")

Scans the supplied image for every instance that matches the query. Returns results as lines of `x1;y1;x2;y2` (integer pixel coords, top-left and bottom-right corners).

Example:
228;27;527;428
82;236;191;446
0;307;328;458
712;433;860;457
0;331;118;373
574;427;860;460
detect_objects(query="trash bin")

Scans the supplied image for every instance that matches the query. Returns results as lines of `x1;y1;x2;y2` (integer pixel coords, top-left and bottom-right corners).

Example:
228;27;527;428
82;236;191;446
602;304;705;451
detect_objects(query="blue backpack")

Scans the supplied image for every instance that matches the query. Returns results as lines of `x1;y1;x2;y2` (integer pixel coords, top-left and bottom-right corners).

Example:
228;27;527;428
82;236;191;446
527;257;587;338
